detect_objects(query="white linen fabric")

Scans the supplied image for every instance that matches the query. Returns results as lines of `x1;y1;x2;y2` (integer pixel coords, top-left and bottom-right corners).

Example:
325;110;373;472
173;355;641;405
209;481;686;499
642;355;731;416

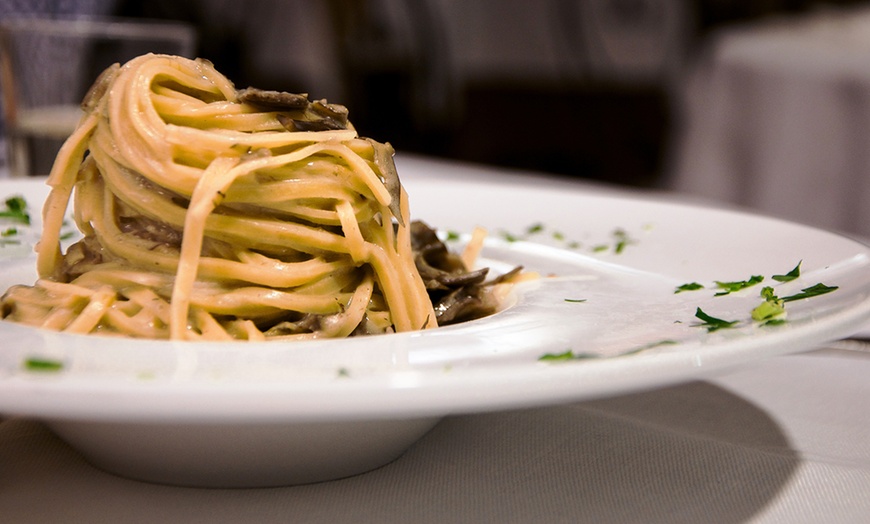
1;348;868;523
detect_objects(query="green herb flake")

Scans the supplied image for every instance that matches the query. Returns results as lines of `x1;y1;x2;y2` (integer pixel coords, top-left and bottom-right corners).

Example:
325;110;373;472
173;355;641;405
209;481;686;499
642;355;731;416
540;340;676;362
714;275;764;296
552;231;565;241
564;298;587;303
781;283;838;302
538;349;598;361
772;261;802;282
589;229;637;254
0;196;30;225
675;282;704;294
501;231;519;243
692;307;739;332
23;357;64;372
0;225;21;245
612;228;635;254
445;230;460;242
539;350;577;361
526;223;544;235
337;367;351;378
752;286;786;322
751;298;786;322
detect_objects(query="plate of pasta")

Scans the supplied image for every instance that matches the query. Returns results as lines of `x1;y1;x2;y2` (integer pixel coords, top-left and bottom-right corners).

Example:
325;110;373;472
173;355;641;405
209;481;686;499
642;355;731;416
2;54;870;488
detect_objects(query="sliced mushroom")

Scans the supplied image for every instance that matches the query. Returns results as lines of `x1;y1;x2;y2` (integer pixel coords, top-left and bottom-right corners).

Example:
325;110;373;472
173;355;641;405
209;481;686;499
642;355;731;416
311;99;349;127
236;88;310;111
276;114;346;132
433;286;498;324
366;139;403;225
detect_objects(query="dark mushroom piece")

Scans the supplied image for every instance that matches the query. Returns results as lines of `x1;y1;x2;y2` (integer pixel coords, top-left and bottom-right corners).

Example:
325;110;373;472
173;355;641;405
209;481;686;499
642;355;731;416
368;139;404;226
276;114;346;132
433;285;499;325
409;220;516;325
236;88;310;111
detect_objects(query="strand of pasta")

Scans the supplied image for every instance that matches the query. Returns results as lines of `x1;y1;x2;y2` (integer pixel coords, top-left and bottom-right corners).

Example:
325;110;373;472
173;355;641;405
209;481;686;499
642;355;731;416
170;155;240;339
36;113;98;278
395;187;438;329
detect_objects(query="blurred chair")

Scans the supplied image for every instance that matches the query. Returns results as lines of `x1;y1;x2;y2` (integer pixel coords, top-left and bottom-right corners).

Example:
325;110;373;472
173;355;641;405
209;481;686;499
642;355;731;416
0;0;119;169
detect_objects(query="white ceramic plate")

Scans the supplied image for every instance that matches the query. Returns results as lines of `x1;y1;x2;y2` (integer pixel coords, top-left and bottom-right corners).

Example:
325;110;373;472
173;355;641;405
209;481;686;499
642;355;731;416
2;156;870;487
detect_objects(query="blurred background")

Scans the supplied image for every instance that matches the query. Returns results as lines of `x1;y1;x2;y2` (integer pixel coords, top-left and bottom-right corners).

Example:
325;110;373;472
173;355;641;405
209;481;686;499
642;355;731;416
3;0;870;234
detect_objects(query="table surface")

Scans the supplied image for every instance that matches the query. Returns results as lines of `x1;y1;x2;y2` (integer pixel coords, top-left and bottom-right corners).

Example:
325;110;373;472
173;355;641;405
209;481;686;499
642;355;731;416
1;345;868;524
2;156;870;523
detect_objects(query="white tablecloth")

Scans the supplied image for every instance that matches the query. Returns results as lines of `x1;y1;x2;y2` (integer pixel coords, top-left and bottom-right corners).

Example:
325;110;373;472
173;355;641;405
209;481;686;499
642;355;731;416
1;346;868;523
668;6;870;239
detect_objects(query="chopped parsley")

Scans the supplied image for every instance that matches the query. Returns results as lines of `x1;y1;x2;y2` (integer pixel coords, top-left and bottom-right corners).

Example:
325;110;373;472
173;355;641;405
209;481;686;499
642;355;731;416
693;307;739;332
497;222;639;253
751;286;786;323
780;283;838;302
675;282;704;294
500;230;520;243
564;298;587;303
23;357;64;372
0;226;21;245
589;228;638;254
0;196;30;225
714;275;764;296
772;261;801;282
539;349;594;361
538;339;677;362
612;228;634;254
526;223;544;235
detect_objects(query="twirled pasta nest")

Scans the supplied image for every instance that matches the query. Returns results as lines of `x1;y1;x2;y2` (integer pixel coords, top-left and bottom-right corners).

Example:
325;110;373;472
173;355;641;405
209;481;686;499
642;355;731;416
1;54;517;341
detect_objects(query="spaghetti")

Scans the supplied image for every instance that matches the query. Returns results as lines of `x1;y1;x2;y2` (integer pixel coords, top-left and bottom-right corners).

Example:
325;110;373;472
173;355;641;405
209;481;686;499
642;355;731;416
1;54;445;341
